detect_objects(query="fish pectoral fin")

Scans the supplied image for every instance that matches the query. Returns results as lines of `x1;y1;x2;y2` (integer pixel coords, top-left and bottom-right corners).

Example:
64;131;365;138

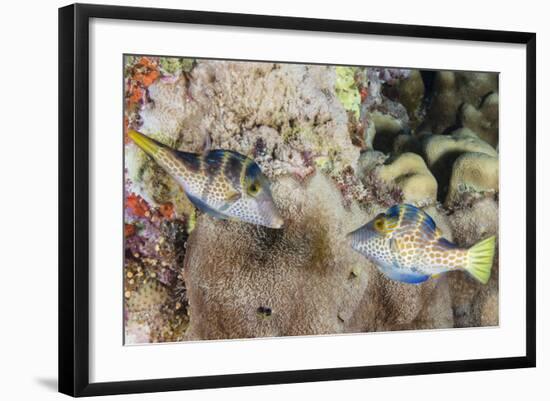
389;237;401;253
225;189;241;202
379;264;431;285
185;192;229;221
389;270;431;284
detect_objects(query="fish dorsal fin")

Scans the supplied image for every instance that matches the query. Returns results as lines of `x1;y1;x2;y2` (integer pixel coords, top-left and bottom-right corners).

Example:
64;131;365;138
172;149;202;173
202;131;212;155
386;204;437;234
208;149;247;161
437;236;459;249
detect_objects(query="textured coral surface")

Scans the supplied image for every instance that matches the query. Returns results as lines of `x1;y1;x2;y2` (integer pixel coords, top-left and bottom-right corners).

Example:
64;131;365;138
123;56;499;343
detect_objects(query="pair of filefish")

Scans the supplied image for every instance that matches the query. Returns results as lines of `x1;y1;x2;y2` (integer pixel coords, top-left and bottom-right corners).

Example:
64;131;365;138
129;130;495;285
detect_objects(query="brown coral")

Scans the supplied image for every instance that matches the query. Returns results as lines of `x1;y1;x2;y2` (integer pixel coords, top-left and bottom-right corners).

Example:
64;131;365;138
459;92;499;147
423;128;498;201
394;70;426;129
445;152;499;207
377;152;438;205
183;173;371;339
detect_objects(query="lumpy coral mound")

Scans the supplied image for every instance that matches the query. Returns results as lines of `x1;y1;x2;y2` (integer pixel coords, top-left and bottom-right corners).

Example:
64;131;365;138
184;173;372;339
124;57;499;343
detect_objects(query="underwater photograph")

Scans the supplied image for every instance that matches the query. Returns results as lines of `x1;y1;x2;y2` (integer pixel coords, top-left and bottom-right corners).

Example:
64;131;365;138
123;55;499;344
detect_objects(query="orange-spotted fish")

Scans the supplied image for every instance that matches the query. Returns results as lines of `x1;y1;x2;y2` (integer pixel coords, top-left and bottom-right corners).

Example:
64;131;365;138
128;130;284;228
348;204;495;284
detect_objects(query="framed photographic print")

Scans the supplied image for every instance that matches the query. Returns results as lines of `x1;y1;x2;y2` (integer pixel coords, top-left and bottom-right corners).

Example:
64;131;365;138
58;3;536;397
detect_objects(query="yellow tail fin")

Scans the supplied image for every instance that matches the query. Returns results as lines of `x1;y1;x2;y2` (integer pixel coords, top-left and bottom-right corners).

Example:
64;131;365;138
465;236;496;284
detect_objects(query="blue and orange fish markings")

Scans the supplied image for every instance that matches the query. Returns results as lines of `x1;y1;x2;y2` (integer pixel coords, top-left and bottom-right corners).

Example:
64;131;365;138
128;130;284;229
348;204;496;285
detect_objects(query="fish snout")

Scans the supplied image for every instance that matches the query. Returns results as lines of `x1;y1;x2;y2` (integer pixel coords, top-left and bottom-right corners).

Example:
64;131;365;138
266;205;284;229
127;129;163;157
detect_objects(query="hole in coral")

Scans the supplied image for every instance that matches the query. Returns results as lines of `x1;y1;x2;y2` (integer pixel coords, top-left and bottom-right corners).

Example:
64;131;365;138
372;129;402;154
257;306;272;317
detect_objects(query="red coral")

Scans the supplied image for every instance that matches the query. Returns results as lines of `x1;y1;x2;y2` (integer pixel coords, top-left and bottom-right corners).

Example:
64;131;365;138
159;202;175;220
124;57;161;125
125;223;136;237
360;86;369;103
133;57;160;88
124;116;131;144
126;193;150;218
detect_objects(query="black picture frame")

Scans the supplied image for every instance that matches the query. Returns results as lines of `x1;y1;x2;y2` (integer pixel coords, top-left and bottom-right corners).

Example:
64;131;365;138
58;3;536;397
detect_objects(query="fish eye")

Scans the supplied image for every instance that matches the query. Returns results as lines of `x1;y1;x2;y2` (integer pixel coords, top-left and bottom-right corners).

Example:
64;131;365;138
374;218;385;231
248;181;261;196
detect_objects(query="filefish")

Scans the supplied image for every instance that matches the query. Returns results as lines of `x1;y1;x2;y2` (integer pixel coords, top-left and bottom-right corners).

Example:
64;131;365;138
128;130;284;229
348;204;495;284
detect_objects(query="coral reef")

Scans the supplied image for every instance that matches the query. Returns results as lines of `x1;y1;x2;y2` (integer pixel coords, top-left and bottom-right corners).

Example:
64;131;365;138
140;60;360;180
376;152;438;205
446;198;499;327
423;128;498;201
458;92;499;147
420;71;498;138
125;279;189;344
446;152;499;207
335;66;361;120
393;70;426;130
123;56;500;343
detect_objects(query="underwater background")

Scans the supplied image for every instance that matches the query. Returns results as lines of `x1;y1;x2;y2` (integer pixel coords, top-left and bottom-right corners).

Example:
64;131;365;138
123;56;499;344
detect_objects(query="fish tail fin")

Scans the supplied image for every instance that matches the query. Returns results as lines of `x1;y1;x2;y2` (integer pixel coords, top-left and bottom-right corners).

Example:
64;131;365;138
465;236;496;284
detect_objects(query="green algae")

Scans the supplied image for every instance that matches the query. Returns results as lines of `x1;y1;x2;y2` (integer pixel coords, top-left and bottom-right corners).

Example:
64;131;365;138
335;66;361;119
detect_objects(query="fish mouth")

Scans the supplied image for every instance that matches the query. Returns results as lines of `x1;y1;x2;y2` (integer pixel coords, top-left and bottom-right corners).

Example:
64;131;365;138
262;207;284;229
128;130;163;157
259;199;284;229
270;214;284;229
